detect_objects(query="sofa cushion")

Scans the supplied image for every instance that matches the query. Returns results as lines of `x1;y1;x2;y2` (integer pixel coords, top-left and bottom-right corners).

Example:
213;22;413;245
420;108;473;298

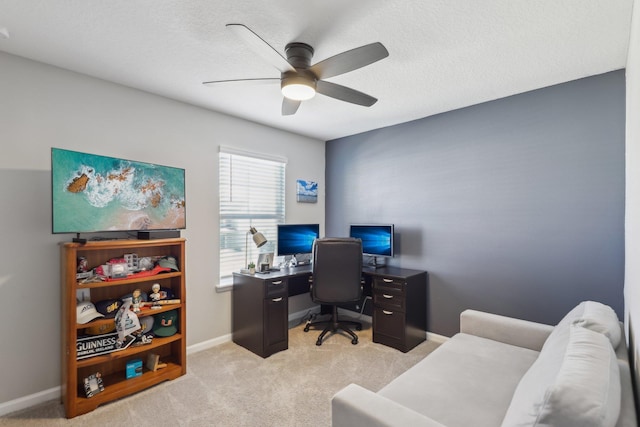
378;333;539;427
548;301;621;349
501;324;621;427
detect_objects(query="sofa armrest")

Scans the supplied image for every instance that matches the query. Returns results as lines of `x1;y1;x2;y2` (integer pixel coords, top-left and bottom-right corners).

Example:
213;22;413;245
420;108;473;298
460;309;553;351
615;342;638;427
332;384;446;427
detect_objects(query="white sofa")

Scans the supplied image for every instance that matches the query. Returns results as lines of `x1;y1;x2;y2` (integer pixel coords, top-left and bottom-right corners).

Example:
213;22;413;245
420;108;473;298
332;301;637;427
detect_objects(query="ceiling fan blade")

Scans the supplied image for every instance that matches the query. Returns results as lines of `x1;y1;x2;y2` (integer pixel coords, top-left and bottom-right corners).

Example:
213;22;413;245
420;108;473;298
202;78;279;86
282;98;301;116
226;24;295;74
316;80;377;107
309;42;389;79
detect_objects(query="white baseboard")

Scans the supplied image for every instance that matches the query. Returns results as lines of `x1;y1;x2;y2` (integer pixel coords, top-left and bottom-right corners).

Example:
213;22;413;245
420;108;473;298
426;331;449;344
0;386;60;417
186;307;322;355
186;333;232;355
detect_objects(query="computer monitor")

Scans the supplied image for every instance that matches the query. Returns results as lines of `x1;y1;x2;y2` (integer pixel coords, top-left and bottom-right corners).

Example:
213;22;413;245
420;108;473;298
277;224;320;265
349;224;394;266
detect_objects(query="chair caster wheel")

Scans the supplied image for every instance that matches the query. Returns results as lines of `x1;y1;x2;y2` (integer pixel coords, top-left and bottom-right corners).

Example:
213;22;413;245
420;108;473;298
316;339;323;346
356;325;362;331
304;325;310;332
351;339;358;345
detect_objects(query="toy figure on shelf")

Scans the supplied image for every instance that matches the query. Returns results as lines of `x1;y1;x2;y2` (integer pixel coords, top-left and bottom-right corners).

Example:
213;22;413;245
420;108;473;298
150;283;161;310
132;289;142;312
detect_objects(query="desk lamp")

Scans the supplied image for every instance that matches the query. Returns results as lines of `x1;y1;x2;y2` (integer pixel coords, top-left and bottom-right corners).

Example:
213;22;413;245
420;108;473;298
243;226;267;273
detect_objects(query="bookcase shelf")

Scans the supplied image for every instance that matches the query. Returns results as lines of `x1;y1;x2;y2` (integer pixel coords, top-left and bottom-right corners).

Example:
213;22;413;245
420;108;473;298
74;305;181;331
76;271;182;289
73;361;183;416
61;238;186;418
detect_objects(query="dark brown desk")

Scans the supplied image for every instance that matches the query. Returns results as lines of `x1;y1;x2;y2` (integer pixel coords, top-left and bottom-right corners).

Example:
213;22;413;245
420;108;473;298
232;265;427;357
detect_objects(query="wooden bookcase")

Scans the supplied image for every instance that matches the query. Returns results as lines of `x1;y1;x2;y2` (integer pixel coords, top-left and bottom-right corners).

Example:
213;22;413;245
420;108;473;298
60;238;186;418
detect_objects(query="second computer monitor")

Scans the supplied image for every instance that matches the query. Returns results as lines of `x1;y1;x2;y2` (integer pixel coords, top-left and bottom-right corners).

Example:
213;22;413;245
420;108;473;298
349;224;395;258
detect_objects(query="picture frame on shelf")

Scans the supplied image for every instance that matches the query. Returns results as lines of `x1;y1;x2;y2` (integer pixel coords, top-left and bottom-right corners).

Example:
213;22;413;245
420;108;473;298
83;372;104;398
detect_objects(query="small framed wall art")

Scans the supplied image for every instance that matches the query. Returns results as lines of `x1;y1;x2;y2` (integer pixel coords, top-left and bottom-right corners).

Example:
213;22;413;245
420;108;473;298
296;179;318;203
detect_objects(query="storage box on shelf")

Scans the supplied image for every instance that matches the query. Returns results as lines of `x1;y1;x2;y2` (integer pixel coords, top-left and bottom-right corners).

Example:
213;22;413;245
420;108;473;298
60;238;186;418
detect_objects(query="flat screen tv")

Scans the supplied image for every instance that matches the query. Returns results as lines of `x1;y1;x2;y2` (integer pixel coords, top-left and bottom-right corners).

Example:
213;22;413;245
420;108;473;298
276;224;320;258
349;224;394;263
51;148;186;236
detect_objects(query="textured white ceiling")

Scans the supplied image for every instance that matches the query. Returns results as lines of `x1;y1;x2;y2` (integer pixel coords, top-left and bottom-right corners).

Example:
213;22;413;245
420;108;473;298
0;0;633;140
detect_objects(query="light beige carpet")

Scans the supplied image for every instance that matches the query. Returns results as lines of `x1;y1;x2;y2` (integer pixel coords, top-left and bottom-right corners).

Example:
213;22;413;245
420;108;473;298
1;319;440;427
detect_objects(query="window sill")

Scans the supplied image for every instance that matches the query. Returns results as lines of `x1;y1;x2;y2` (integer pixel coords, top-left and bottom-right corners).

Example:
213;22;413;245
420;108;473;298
216;277;233;293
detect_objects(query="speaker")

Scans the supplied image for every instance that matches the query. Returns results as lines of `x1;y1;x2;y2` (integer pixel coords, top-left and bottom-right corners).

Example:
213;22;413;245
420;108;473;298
137;230;181;240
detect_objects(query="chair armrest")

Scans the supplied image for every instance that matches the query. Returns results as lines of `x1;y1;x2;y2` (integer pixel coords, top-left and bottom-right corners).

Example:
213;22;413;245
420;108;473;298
332;384;446;427
460;309;553;351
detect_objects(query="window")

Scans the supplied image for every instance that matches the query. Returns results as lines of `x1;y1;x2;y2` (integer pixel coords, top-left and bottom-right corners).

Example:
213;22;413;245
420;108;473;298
219;147;286;283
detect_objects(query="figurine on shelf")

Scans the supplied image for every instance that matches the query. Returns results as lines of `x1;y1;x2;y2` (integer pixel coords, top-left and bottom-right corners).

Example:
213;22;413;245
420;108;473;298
150;283;161;309
132;289;142;313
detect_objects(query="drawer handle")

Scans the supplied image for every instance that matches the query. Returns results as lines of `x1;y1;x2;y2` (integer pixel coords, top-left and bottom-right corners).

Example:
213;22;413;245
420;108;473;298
271;280;283;285
382;310;393;315
383;278;393;283
272;297;283;302
383;294;393;299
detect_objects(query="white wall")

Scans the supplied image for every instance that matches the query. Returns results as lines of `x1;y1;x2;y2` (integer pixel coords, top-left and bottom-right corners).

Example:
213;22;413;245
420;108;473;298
0;51;324;407
625;0;640;407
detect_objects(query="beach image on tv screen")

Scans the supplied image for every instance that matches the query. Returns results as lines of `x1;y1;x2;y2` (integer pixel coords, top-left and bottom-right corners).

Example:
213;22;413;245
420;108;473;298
52;148;186;233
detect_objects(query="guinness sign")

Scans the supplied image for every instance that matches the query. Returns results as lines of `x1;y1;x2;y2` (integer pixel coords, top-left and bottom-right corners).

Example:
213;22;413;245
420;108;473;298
76;332;135;360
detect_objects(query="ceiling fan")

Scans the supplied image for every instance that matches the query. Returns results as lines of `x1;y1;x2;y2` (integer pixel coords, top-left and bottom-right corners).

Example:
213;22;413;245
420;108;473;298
203;24;389;116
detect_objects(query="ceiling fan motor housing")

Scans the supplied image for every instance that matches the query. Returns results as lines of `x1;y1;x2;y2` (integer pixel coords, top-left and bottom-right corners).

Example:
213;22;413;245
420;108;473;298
285;42;314;69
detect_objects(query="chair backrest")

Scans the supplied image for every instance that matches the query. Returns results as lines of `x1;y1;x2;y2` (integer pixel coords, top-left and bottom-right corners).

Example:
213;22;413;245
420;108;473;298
311;238;363;304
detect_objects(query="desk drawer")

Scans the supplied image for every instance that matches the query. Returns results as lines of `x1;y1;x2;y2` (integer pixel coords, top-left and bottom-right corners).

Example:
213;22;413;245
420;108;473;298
373;289;405;311
373;277;406;293
264;279;287;297
373;307;405;339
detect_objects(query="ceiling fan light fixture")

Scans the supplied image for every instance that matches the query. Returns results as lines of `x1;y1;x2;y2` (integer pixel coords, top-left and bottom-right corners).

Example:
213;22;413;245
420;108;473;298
281;75;316;101
206;25;388;116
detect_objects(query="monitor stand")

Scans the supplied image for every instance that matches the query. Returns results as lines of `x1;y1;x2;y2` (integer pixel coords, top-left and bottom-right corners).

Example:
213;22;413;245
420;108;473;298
370;256;386;269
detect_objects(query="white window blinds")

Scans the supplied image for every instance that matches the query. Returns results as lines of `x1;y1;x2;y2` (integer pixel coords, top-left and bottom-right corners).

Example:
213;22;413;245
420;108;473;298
219;147;286;280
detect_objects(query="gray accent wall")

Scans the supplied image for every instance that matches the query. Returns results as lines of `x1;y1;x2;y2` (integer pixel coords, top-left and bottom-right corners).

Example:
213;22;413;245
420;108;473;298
326;71;625;337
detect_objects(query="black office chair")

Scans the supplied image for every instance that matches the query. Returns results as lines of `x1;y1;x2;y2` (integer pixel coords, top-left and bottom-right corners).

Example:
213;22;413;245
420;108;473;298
304;237;363;345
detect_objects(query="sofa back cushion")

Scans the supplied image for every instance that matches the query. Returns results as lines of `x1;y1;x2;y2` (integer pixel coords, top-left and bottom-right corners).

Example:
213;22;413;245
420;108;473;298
546;300;621;349
501;324;620;427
